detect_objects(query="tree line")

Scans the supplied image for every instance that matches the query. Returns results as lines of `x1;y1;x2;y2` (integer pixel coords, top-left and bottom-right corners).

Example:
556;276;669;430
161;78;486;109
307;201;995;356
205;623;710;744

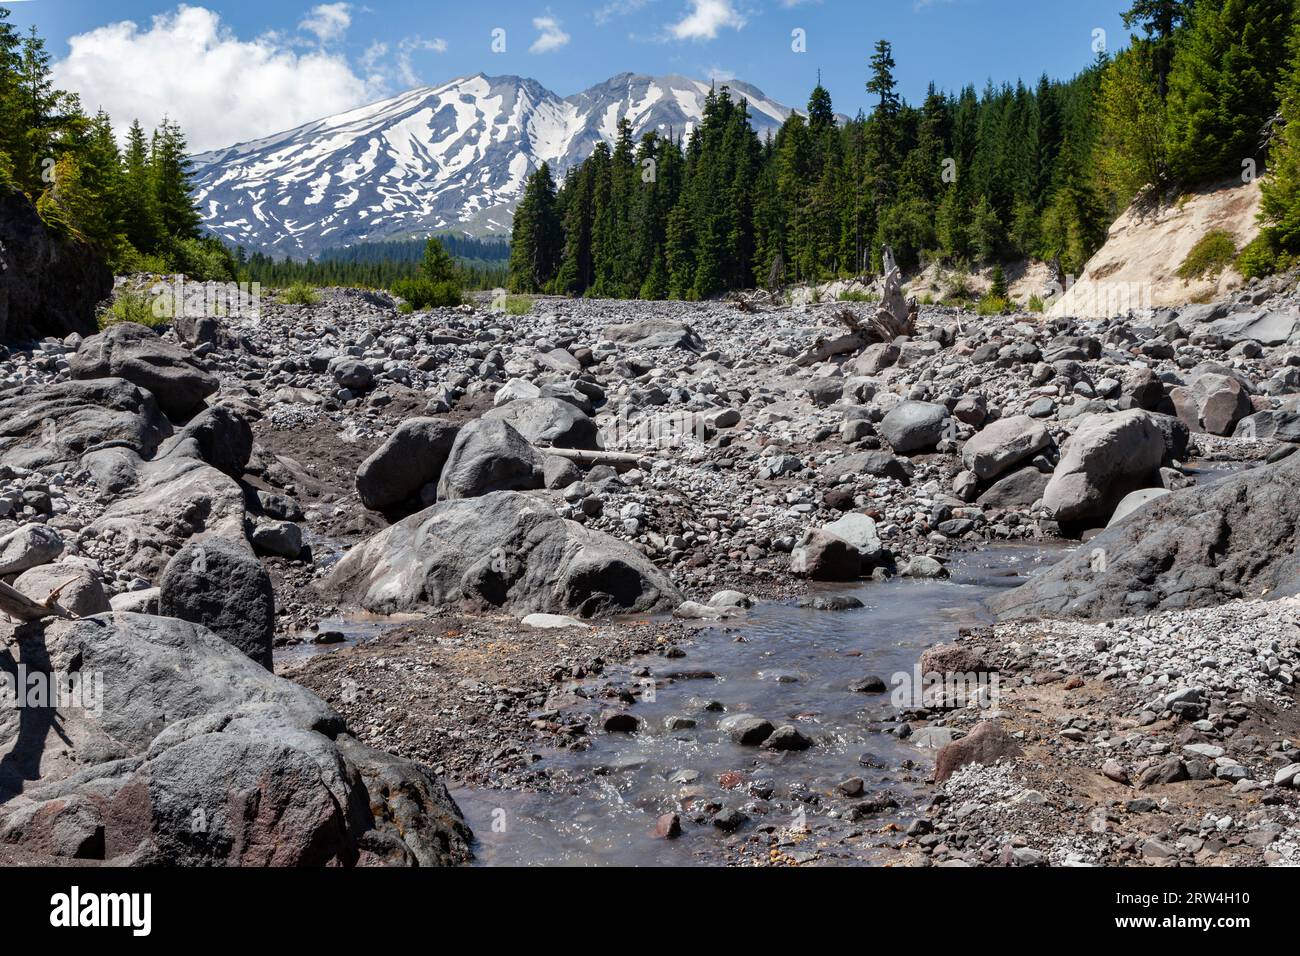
238;236;508;289
511;0;1300;300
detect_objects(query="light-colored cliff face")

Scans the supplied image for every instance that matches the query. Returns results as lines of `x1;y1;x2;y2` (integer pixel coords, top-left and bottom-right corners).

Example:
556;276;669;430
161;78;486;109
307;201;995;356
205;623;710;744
1050;177;1264;319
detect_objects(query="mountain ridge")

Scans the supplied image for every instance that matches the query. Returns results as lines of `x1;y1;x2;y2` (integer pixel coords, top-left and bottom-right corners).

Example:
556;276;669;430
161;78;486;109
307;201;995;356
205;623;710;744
191;72;797;259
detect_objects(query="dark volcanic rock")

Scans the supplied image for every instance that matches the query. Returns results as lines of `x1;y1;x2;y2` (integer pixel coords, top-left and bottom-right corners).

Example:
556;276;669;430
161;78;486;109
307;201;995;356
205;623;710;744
325;490;683;618
162;404;253;478
356;417;460;511
159;537;276;668
993;452;1300;621
0;189;112;341
435;418;544;501
0;378;170;471
483;397;601;450
70;322;219;421
0;613;470;866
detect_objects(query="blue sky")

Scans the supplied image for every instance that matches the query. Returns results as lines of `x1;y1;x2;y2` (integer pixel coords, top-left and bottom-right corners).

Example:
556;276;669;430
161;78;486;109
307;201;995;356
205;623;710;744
5;1;1130;150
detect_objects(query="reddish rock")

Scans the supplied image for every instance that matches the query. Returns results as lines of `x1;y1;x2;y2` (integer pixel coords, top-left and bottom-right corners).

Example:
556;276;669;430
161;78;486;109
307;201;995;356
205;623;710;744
653;813;682;840
933;721;1023;783
919;643;992;677
718;771;745;790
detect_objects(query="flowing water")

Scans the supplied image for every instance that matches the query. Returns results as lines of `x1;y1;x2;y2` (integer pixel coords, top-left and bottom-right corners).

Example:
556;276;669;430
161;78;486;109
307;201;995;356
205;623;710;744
452;542;1073;867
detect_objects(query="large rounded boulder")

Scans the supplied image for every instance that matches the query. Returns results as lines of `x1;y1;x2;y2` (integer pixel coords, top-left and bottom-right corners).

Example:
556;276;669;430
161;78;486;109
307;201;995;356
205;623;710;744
158;536;275;669
325;491;682;618
356;417;460;512
70;322;219;421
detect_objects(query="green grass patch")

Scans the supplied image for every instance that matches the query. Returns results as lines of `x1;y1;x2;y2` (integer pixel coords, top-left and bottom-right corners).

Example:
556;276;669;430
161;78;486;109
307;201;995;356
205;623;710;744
1177;230;1238;281
1026;294;1045;313
837;289;879;304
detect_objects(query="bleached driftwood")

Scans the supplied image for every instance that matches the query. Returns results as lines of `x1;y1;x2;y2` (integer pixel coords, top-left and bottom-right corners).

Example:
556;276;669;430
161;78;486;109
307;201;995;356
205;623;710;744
793;332;869;367
538;446;647;472
0;579;72;623
833;246;918;346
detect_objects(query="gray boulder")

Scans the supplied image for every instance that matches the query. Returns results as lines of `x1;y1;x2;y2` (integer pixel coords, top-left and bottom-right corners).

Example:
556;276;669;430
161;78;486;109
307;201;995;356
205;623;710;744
251;521;303;559
159;404;252;478
12;563;110;617
962;415;1052;481
0;524;63;576
977;467;1051;510
159;537;275;669
1171;373;1253;436
86;453;247;580
602;319;704;351
880;401;950;455
356;417;460;511
436;419;544;501
325;491;682;618
1042;410;1166;524
483;398;601;450
0;378;169;471
993;452;1300;621
1206;310;1299;347
0;613;470;866
70;323;219;421
1236;410;1300;443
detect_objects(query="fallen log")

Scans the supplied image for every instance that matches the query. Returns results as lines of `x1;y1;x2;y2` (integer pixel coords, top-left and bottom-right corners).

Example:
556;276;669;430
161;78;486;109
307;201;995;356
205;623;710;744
538;447;648;472
793;331;869;367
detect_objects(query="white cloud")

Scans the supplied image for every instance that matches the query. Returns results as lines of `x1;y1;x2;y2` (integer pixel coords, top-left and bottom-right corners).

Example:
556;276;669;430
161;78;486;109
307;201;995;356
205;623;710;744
668;0;746;41
365;35;449;88
595;0;654;25
530;15;571;53
52;5;383;153
299;2;352;44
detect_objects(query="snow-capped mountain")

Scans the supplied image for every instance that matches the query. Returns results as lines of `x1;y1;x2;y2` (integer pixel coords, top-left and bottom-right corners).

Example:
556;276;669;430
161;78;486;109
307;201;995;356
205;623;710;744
191;72;795;259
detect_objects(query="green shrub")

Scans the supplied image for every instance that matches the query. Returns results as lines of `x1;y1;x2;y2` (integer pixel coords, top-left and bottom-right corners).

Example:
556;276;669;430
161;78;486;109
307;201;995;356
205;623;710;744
503;295;533;315
115;243;172;275
162;236;238;282
837;289;879;303
391;276;462;309
1177;229;1238;280
1026;294;1046;313
976;294;1010;315
99;291;167;330
1236;232;1280;279
280;283;320;306
944;271;975;302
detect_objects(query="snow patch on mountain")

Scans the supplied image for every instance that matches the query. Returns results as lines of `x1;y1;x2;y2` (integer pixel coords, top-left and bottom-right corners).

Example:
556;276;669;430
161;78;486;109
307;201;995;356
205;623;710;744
191;72;794;258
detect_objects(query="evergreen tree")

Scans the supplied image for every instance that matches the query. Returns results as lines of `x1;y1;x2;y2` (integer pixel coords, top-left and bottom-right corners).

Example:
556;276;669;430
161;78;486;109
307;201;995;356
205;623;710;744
1165;0;1291;184
1260;18;1300;253
1121;0;1196;99
508;162;562;292
422;235;460;282
150;117;202;239
121;120;159;253
1095;44;1168;214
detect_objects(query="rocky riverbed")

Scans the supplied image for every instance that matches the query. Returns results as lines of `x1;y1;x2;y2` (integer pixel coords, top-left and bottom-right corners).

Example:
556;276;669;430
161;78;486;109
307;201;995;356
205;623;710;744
3;269;1300;866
